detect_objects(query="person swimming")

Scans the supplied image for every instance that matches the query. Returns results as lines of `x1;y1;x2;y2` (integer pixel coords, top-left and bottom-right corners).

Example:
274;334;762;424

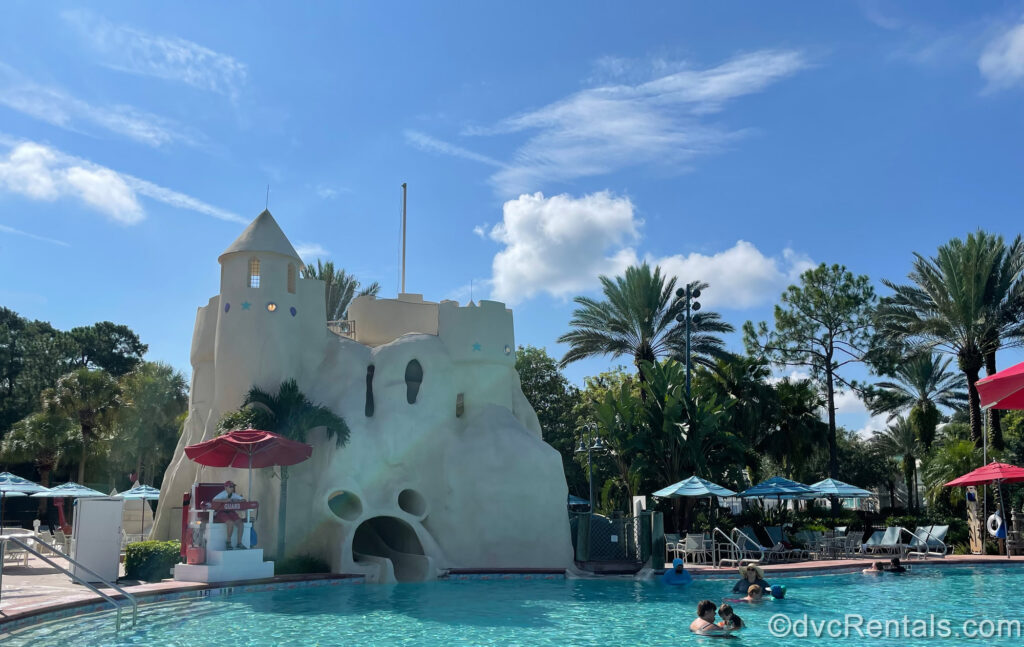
662;557;693;585
742;584;764;602
690;599;734;636
863;561;886;575
732;564;770;593
717;603;744;629
886;557;907;573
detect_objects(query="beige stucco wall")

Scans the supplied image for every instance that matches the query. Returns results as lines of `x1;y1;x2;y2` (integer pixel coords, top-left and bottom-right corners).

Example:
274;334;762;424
152;215;572;580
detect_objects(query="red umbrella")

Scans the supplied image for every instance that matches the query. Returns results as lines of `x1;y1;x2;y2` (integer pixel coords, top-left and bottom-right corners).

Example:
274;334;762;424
976;361;1024;410
945;461;1024;487
184;429;312;496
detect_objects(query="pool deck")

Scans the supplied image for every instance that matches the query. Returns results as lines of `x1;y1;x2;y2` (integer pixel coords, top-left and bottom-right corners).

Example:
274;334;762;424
2;553;1022;632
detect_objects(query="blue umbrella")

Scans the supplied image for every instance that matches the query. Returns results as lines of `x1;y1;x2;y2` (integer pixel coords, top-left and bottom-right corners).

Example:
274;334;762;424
30;482;107;498
118;485;160;537
653;475;737;498
0;472;48;526
737;476;816;498
567;494;589;508
809;478;873;499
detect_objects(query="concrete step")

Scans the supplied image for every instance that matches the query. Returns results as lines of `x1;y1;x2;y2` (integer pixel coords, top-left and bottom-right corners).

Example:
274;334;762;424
207;547;265;566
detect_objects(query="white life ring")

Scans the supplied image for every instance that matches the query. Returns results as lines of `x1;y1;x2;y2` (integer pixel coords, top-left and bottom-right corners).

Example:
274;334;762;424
987;513;1003;537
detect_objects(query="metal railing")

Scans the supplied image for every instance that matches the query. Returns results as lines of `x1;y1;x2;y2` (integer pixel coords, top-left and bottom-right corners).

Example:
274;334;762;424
1;535;137;632
713;527;760;568
904;527;948;559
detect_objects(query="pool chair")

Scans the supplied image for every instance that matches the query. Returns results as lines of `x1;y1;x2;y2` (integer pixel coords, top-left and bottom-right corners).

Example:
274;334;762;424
765;526;809;561
664;533;683;563
866;527;909;557
683;534;712;565
734;527;792;563
908;525;948;558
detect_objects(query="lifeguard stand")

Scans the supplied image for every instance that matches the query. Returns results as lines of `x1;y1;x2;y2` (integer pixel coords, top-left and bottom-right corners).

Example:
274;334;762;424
173;482;273;582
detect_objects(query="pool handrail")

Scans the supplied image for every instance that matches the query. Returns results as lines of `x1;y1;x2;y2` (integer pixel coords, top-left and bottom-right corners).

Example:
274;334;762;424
905;526;947;558
731;527;766;561
713;527;760;568
0;534;138;631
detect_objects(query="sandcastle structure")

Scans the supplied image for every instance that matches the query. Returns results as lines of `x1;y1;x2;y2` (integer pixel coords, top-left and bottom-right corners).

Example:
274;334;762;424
152;210;573;581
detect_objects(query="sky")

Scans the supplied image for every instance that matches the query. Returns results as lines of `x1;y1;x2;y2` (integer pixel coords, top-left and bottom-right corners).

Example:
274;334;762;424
1;2;1023;437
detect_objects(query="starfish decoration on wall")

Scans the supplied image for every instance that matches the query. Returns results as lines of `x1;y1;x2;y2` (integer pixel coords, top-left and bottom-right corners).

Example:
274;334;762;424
241;302;251;310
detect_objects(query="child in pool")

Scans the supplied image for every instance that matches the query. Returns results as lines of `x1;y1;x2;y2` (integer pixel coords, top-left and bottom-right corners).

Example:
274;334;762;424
717;603;744;629
886;557;907;573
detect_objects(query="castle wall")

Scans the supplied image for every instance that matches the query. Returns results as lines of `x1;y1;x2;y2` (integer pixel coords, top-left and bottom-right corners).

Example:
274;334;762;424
348;293;438;347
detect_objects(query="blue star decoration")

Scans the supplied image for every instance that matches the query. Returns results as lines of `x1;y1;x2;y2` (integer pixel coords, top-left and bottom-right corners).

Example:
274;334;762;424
241;302;251;310
472;342;482;351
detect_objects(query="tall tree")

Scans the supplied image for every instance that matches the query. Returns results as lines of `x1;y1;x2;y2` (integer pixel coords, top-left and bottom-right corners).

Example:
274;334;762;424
872;416;920;511
223;379;350;558
921;439;980;509
68;321;147;377
865;352;967;450
877;232;1024;450
305;260;382;321
43;368;121;484
1;410;78;514
557;263;734;385
111;362;188;487
514;345;585;499
744;263;876;480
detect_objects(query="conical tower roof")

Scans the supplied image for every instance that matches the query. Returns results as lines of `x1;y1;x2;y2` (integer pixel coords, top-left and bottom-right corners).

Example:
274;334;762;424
219;210;301;263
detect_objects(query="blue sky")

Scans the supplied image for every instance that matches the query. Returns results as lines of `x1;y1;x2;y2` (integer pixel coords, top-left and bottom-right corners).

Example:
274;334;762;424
2;2;1023;435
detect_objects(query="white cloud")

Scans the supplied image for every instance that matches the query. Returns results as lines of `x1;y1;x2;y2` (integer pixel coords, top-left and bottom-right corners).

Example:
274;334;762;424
651;242;814;308
294;243;329;263
0;62;198;148
832;388;891;437
414;50;807;195
0;137;243;225
0;223;70;247
472;224;487;239
487;191;640;304
979;22;1024;91
62;10;247;99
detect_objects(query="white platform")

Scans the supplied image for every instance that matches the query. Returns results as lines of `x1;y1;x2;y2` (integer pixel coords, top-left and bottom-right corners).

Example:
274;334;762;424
173;521;274;583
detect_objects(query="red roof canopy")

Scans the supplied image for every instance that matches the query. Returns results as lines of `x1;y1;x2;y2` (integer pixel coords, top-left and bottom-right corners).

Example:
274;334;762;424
184;429;312;469
944;461;1024;487
976;361;1024;410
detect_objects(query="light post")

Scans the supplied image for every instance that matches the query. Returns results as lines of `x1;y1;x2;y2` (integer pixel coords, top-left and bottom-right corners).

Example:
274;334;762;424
674;284;701;397
575;423;606;513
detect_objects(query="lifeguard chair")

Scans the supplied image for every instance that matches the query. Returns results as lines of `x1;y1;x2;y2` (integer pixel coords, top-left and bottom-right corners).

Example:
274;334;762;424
173;482;273;582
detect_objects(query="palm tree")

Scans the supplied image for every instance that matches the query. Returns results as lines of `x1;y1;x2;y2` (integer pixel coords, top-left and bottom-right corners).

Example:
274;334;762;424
761;378;830;481
921;439;980;508
233;379;350;557
872;416;921;511
557;263;734;383
1;411;78;515
305;260;382;321
43;367;121;484
877;231;1024;450
866;352;967;450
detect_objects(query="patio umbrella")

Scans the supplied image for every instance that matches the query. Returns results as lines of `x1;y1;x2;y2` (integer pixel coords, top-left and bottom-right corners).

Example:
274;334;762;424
30;482;108;498
738;476;816;498
184;429;313;497
567;494;589;507
118;485;161;537
809;478;873;499
0;472;49;526
653;475;737;498
976;361;1024;410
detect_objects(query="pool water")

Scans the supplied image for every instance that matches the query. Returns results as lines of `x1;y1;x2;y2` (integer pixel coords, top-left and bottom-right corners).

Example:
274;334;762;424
7;566;1023;646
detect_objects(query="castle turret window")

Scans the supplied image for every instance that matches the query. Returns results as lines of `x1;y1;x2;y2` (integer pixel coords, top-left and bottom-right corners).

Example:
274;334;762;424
405;359;423;404
287;263;296;294
248;257;261;288
365;365;375;417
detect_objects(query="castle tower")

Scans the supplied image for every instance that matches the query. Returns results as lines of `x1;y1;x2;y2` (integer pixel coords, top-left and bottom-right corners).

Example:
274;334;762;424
212;210;329;410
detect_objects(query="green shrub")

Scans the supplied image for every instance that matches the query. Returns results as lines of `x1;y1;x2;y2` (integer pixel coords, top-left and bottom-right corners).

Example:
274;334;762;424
125;540;182;582
275;554;330;575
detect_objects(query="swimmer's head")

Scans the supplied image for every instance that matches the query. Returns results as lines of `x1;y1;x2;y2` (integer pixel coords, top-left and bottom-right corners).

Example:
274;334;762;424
672;558;684;572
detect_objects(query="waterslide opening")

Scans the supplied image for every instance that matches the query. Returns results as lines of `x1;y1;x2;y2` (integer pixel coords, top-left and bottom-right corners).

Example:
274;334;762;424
352;516;431;582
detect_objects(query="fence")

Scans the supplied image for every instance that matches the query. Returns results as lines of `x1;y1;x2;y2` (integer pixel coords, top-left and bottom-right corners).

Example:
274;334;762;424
570;511;661;565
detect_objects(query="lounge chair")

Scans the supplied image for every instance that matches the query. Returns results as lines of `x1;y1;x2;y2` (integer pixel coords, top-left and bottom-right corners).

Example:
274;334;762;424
908;525;948;558
765;526;809;560
664;533;683;563
736;526;797;563
867;527;909;557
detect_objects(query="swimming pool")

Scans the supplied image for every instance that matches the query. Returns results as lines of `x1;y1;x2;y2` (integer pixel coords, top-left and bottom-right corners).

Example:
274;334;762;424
6;565;1023;646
